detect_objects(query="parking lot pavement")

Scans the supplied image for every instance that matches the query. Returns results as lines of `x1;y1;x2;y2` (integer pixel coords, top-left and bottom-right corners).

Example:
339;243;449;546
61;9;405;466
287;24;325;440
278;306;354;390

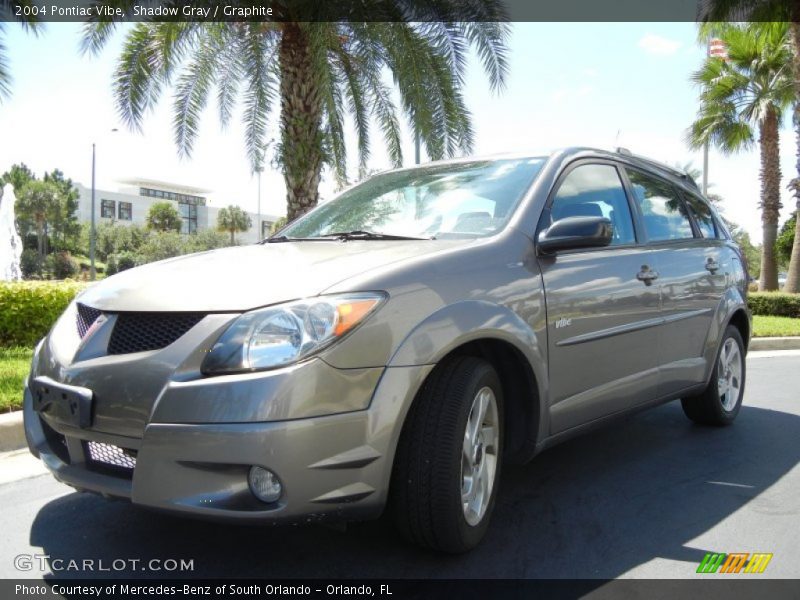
0;351;798;580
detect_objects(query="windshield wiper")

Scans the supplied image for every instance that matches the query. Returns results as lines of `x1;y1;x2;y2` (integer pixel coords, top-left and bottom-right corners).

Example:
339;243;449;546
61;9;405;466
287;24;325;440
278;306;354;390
320;230;435;241
263;235;332;243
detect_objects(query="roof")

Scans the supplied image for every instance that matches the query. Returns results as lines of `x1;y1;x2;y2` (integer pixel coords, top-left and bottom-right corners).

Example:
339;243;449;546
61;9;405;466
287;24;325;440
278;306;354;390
116;178;211;196
384;147;701;193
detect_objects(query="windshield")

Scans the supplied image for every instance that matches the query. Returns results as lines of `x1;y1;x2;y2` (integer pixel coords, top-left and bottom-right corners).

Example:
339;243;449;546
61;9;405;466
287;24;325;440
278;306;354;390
279;158;546;240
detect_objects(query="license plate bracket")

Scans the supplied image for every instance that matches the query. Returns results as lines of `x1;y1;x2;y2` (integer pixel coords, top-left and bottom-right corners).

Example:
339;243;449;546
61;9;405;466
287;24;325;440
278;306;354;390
31;376;93;429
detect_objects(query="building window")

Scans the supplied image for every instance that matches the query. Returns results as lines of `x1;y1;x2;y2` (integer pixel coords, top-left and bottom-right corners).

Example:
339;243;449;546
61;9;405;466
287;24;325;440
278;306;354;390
179;202;197;234
118;201;132;221
139;187;206;206
101;199;116;219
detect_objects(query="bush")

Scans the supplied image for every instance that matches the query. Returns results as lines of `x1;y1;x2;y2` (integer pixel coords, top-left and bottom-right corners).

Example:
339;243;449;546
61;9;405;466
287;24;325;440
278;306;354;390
116;251;138;272
748;292;800;319
137;231;185;263
20;249;40;279
0;281;86;347
51;251;79;279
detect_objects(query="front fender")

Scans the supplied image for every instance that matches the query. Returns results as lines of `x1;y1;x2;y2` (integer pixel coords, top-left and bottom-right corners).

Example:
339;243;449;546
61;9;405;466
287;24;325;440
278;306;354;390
387;300;549;460
387;300;544;369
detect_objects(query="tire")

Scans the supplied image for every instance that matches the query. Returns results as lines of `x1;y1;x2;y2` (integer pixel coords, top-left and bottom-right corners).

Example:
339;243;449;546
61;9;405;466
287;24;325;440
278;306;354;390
681;325;746;426
390;356;504;553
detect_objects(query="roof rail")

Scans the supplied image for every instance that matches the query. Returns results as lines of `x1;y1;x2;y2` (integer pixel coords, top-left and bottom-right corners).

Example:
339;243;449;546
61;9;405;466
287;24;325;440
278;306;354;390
613;148;700;191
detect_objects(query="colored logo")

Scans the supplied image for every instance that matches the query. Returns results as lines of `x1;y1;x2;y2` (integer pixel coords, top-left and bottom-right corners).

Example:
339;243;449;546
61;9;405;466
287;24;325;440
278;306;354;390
697;552;773;574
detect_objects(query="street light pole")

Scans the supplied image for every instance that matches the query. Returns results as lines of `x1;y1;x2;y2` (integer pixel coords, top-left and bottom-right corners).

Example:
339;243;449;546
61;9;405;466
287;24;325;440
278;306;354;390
90;142;96;281
257;167;262;240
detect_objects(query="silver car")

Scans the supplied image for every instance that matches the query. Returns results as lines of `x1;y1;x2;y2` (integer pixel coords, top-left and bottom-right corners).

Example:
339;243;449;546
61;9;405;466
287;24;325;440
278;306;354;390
24;148;750;552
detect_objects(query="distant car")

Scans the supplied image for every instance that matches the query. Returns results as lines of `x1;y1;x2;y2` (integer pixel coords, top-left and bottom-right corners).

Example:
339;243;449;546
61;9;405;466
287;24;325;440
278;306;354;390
778;272;787;289
24;147;751;552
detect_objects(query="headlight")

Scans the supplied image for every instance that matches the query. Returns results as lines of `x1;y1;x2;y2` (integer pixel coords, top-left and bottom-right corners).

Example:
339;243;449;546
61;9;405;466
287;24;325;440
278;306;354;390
201;292;387;375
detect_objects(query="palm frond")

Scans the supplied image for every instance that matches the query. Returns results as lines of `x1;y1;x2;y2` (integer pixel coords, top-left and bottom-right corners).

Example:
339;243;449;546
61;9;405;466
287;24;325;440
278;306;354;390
241;24;278;173
172;27;226;159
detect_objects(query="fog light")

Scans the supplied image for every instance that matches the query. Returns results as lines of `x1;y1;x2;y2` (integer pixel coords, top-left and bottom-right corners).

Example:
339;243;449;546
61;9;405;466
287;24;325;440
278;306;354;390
248;466;282;503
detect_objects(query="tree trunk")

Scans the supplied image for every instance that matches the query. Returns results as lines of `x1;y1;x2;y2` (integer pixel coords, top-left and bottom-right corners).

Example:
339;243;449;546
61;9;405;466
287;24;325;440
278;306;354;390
758;107;782;292
230;229;235;245
35;217;44;274
279;23;324;222
784;20;800;294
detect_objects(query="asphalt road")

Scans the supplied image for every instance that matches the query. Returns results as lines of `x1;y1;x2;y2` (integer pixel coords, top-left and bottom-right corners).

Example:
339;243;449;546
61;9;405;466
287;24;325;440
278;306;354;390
1;351;798;580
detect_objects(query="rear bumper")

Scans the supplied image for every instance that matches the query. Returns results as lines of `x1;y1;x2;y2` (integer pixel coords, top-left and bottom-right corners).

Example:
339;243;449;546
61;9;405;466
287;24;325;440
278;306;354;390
24;363;433;523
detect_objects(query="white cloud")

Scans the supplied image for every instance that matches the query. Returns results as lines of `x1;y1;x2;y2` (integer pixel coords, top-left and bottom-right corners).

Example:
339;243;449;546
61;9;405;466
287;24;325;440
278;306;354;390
638;34;682;56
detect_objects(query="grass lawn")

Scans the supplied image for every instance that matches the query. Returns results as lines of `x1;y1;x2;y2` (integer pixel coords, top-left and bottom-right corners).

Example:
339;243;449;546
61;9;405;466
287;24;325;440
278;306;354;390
752;315;800;338
0;347;32;413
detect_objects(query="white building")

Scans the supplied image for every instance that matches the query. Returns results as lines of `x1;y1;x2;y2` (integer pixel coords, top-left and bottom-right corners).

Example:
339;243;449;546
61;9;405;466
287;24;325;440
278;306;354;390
75;178;281;244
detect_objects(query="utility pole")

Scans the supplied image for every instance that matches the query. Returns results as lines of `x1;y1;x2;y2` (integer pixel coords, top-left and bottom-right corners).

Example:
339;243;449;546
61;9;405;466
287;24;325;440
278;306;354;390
90;143;96;281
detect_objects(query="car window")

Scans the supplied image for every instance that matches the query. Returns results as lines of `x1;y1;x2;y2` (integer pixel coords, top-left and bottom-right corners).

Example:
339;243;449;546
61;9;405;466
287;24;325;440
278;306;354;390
281;158;546;239
684;193;718;238
627;170;694;241
549;164;636;246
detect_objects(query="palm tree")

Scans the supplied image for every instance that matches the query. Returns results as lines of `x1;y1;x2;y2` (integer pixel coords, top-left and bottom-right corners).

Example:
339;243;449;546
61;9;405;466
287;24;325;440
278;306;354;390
82;7;509;220
699;1;800;292
687;22;793;291
0;1;39;101
217;205;252;245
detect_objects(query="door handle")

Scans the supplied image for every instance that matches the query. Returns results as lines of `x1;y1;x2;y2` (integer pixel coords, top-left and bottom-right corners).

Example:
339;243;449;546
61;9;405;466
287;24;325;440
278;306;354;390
705;258;720;273
636;265;659;284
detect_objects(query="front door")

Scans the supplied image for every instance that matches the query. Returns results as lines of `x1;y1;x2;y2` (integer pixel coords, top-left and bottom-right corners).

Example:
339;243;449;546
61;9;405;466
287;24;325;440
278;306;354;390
540;162;662;433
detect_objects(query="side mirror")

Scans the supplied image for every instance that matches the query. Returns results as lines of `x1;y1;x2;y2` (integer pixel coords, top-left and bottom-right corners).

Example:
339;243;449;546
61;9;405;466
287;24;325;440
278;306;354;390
537;216;613;254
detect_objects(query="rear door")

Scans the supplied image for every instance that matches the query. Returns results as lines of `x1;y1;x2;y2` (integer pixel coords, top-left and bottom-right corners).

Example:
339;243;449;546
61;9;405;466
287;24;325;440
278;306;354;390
539;161;662;433
623;168;722;396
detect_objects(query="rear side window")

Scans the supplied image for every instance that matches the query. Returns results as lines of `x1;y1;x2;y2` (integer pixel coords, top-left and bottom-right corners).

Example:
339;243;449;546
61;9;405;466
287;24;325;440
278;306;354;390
549;164;636;246
627;170;694;241
684;194;718;238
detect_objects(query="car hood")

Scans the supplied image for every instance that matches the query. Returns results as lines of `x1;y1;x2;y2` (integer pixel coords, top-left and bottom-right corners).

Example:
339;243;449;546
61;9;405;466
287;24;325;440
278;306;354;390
78;240;469;312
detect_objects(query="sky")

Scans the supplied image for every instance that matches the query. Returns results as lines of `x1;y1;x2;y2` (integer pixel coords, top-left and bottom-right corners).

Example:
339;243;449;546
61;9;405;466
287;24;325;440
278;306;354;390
0;21;797;242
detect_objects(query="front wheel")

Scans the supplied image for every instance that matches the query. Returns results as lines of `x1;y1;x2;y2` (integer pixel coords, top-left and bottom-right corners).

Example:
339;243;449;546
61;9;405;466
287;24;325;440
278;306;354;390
681;325;746;426
390;356;504;553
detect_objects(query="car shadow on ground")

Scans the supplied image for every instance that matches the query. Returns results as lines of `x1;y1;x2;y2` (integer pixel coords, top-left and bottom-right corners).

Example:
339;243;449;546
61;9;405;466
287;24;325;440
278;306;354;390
29;401;800;580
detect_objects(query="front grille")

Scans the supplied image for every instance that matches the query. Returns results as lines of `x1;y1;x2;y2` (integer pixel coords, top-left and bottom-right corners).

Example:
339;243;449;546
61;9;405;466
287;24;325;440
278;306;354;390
76;303;102;339
107;313;205;355
84;441;137;477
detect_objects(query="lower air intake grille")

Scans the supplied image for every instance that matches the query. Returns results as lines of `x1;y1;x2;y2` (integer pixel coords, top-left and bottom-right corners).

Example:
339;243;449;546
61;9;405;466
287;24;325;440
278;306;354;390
76;303;102;339
108;313;204;355
84;441;137;475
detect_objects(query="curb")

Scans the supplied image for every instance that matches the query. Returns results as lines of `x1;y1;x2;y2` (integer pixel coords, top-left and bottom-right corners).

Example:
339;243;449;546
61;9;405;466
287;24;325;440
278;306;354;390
0;411;26;453
750;337;800;351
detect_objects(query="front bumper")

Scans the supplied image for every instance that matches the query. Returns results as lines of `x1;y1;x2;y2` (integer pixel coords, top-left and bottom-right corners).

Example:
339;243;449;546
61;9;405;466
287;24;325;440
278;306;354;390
24;343;434;523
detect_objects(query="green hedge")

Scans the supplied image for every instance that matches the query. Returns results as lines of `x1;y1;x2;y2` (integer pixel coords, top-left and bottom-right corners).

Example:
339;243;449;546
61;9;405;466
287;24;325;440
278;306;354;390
0;281;87;348
748;292;800;319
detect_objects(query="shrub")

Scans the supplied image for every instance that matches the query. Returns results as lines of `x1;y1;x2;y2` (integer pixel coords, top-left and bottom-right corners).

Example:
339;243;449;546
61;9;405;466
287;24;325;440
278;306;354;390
116;251;138;272
748;292;800;319
51;251;79;280
0;281;86;347
137;231;185;263
20;249;40;279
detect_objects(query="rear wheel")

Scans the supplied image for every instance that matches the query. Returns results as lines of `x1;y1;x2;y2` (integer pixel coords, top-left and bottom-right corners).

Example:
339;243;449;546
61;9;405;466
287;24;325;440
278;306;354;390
681;325;745;426
391;356;503;553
